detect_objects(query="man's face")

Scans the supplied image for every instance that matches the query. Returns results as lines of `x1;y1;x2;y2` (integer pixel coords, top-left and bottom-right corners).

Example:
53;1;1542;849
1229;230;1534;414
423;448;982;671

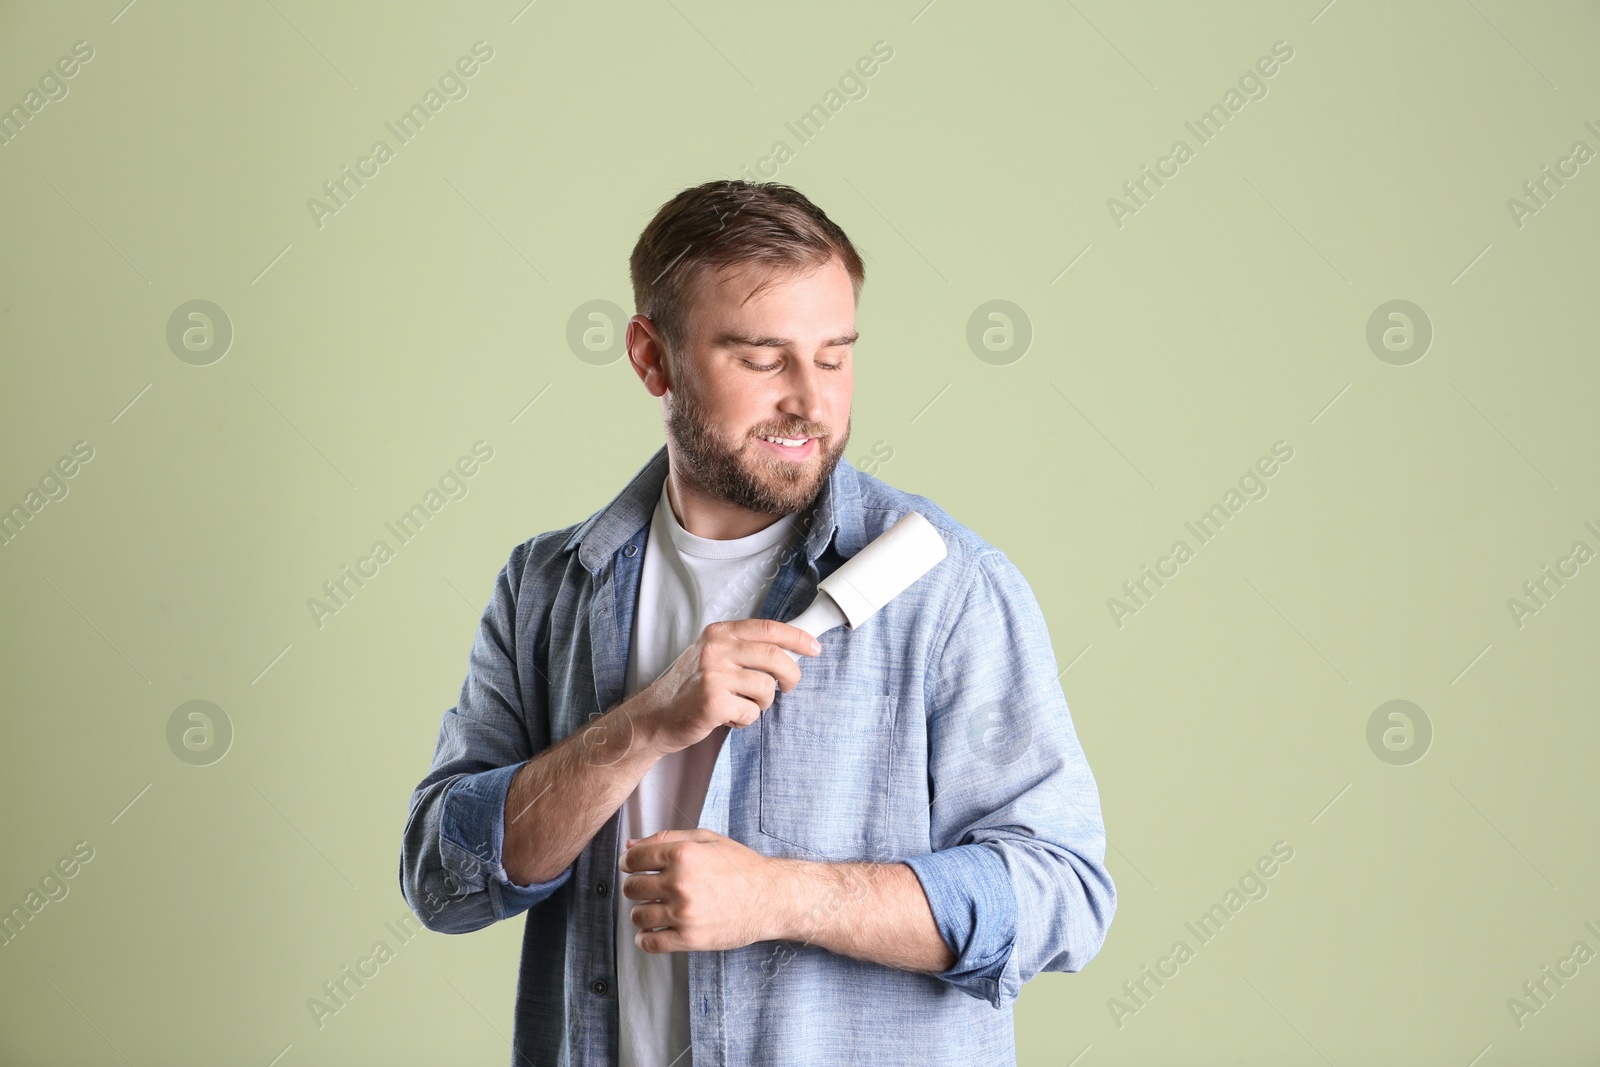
659;256;855;516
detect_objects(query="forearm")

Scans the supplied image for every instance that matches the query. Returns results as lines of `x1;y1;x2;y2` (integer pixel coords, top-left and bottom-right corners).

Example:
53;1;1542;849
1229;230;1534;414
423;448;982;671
502;695;666;886
768;858;956;974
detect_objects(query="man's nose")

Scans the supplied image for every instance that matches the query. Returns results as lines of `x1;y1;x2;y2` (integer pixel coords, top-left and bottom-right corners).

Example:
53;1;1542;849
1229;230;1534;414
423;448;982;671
778;360;829;427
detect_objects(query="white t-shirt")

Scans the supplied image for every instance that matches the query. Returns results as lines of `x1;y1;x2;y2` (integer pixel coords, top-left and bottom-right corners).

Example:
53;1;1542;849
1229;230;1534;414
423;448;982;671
616;481;805;1067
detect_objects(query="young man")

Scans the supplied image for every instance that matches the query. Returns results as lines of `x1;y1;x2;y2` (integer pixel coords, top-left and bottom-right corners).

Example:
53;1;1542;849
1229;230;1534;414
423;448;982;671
400;180;1116;1066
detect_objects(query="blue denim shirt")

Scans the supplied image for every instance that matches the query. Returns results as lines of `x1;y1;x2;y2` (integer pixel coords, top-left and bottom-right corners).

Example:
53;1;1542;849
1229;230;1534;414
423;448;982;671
399;444;1116;1066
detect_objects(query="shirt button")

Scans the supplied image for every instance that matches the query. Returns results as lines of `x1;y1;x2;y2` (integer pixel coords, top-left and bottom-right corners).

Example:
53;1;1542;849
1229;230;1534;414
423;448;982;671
591;979;609;995
596;880;609;896
624;544;638;557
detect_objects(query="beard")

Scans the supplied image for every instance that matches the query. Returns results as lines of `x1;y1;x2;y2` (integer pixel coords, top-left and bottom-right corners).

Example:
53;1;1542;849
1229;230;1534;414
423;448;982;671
664;377;850;517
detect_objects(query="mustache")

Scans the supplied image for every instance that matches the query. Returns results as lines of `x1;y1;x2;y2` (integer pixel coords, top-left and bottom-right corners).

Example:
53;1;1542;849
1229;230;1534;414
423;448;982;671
754;426;828;439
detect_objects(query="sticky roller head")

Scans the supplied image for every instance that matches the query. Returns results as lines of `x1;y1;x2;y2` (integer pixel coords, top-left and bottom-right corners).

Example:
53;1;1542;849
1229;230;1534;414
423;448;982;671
817;510;947;629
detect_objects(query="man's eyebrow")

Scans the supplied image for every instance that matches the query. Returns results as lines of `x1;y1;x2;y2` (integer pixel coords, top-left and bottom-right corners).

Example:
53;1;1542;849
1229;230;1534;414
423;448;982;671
712;330;859;349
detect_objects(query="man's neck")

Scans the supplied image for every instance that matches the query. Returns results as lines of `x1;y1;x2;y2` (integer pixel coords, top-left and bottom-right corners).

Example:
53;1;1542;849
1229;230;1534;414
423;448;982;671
665;471;792;541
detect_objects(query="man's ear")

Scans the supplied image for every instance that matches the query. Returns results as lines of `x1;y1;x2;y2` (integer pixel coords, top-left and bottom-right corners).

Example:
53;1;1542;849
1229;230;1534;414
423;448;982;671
627;315;672;397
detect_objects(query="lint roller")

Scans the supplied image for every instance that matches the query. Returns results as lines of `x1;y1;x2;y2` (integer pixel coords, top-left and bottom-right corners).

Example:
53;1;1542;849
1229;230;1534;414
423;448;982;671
782;510;948;660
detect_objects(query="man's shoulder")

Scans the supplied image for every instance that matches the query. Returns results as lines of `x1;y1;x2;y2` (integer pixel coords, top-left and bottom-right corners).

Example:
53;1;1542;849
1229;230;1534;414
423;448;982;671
848;467;1046;672
515;519;586;573
485;518;590;606
848;465;1009;583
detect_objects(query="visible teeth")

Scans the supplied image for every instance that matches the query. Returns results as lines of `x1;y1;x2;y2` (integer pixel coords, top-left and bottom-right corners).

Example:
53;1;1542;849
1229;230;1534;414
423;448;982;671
761;434;808;447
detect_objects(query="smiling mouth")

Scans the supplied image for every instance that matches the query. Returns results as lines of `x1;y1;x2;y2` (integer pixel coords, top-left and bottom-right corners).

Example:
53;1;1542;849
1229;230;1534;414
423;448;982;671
757;432;816;448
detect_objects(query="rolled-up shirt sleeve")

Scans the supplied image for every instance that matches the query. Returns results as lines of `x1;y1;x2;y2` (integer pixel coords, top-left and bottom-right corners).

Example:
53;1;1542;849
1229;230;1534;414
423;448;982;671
911;547;1118;1008
902;843;1016;992
439;760;573;918
399;538;574;934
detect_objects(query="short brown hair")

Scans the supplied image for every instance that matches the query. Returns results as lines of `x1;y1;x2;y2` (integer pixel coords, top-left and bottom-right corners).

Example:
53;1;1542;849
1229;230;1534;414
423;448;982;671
629;180;866;371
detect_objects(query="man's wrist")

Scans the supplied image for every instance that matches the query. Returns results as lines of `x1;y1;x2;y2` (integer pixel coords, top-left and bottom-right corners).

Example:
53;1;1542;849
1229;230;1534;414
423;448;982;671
761;855;814;943
762;856;883;946
748;857;800;940
588;692;672;765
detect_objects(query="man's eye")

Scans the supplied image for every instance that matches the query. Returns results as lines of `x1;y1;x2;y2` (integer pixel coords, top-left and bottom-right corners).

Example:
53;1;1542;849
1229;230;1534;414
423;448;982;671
739;358;845;371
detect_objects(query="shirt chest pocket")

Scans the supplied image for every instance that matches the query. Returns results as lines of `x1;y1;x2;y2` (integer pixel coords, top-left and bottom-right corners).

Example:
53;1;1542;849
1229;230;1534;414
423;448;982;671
758;688;898;860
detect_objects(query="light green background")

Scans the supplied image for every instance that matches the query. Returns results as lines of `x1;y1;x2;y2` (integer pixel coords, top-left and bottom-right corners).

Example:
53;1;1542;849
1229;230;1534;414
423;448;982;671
3;0;1598;1063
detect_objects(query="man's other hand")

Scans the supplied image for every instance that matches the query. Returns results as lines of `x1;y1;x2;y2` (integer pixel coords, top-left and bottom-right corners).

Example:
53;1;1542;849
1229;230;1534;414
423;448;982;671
619;828;792;953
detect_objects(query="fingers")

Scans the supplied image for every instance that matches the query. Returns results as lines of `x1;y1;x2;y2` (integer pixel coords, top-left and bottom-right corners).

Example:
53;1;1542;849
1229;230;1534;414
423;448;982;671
728;633;807;693
727;668;780;711
619;870;667;899
620;829;719;873
630;901;672;930
633;829;712;844
701;619;818;695
618;842;668;875
624;831;720;857
739;618;822;658
634;922;682;953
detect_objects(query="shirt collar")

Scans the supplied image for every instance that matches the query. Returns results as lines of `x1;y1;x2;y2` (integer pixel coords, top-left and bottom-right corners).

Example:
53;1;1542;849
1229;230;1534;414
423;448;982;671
562;442;866;574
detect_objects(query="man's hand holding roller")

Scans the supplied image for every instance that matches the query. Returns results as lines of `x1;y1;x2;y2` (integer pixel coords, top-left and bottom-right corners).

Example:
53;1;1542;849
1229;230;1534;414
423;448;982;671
631;618;821;751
